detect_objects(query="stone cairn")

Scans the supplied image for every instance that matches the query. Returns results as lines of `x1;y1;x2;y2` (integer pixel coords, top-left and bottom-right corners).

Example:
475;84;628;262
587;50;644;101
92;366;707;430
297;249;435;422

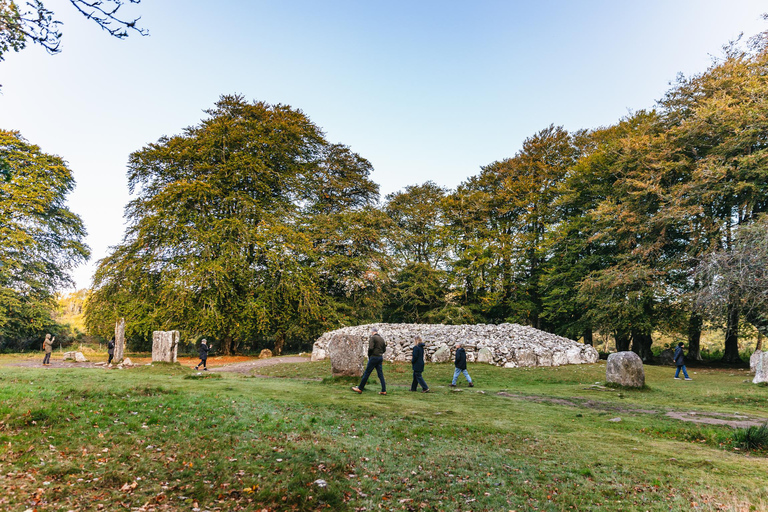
311;323;599;368
152;331;179;363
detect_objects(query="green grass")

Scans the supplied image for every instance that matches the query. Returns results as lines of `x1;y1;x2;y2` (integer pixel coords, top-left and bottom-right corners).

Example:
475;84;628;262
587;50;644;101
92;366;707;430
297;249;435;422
1;358;767;511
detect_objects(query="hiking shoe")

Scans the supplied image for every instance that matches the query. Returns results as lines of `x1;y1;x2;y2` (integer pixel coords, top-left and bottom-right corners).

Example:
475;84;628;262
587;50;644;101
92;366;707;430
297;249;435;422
204;368;208;371
379;391;387;395
674;377;680;380
684;378;692;381
422;389;431;393
449;384;456;388
352;387;362;394
468;382;474;387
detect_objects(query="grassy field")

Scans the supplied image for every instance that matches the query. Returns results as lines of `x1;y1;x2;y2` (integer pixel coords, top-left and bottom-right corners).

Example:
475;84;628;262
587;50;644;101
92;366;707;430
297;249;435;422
1;356;767;511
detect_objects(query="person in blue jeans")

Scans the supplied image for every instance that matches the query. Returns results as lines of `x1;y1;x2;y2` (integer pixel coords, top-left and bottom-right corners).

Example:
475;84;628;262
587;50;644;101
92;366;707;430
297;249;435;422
673;342;692;380
450;343;474;387
353;328;387;395
410;336;430;392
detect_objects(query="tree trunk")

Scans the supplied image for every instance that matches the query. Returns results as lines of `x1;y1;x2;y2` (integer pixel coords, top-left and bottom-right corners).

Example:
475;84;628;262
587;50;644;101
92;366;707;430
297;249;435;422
722;300;742;363
687;312;703;361
614;330;631;352
221;335;234;356
631;329;654;363
756;331;763;352
274;333;285;356
583;327;593;346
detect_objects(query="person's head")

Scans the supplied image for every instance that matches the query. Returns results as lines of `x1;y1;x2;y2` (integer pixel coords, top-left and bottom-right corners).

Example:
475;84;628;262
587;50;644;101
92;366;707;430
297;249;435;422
456;342;462;349
45;333;51;340
415;336;422;344
371;327;379;335
202;339;207;345
678;342;684;348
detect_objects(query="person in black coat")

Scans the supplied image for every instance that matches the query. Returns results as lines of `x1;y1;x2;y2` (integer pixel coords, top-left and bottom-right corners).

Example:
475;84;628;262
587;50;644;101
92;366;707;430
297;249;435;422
673;342;692;380
352;327;387;395
450;343;474;387
195;339;210;371
410;336;430;392
107;338;115;365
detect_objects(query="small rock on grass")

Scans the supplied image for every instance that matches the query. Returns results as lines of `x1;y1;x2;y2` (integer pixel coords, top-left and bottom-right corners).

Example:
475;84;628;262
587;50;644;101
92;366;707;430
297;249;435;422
608;417;622;422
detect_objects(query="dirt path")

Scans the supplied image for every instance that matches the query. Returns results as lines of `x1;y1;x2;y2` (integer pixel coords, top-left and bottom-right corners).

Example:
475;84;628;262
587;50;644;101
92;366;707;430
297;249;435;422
208;355;310;374
497;391;767;428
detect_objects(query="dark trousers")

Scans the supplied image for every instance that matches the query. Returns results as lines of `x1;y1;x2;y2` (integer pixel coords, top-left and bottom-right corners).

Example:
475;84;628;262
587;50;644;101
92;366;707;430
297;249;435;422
358;356;385;392
43;353;51;365
197;357;207;369
411;371;428;391
108;353;114;364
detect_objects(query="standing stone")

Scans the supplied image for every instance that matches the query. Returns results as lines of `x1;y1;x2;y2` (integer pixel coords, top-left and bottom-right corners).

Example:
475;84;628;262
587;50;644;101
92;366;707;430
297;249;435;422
750;350;762;374
606;351;645;388
328;334;366;377
114;317;126;363
152;331;179;363
476;347;494;363
753;351;768;384
259;349;273;359
431;344;451;363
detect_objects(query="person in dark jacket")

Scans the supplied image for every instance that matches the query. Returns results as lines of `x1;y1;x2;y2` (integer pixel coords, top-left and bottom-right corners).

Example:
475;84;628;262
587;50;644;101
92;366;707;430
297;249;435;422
195;339;210;371
410;336;430;392
450;343;474;387
107;338;115;365
353;328;387;395
673;342;692;380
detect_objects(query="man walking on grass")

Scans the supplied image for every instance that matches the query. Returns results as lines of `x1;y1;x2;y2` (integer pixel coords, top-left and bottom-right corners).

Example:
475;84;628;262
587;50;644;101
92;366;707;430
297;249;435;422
352;327;387;395
673;342;692;381
450;342;474;387
410;336;430;393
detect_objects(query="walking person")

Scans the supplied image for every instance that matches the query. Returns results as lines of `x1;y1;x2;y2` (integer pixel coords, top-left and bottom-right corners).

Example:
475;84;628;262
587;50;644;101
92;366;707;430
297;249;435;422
107;338;115;365
410;336;430;392
195;339;210;370
450;342;474;387
352;327;387;395
42;333;54;366
673;342;692;380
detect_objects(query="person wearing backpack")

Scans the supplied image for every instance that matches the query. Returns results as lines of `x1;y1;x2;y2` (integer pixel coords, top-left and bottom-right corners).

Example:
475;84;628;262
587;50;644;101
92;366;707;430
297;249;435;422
107;338;115;365
42;333;54;366
673;342;692;380
450;342;474;387
410;336;430;393
352;327;387;395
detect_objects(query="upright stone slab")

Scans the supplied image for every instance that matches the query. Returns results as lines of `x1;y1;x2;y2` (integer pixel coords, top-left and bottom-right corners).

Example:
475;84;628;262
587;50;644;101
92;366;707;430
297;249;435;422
114;317;126;363
152;331;179;363
328;334;366;377
431;344;451;363
753;351;768;384
606;351;645;387
476;347;493;363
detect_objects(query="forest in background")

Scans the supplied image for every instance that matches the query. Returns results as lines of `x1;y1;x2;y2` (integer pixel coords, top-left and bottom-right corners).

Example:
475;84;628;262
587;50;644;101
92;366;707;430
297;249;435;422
2;31;768;360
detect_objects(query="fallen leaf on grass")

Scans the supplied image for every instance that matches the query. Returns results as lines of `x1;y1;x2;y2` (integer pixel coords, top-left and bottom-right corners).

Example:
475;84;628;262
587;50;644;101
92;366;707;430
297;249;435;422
120;481;138;492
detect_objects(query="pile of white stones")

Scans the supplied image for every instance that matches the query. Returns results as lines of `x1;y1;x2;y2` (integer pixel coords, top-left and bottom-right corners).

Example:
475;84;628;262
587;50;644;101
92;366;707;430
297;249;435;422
311;323;599;368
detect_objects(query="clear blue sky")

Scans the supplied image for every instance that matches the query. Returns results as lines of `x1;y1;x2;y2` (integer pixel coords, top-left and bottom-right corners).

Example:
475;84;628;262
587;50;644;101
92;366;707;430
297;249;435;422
1;0;765;290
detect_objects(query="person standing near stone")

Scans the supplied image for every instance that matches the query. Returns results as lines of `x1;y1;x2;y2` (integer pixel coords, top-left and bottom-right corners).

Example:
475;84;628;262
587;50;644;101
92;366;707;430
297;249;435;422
352;328;387;395
450;342;474;387
673;342;692;381
410;336;430;392
42;333;54;366
107;338;115;365
195;339;210;371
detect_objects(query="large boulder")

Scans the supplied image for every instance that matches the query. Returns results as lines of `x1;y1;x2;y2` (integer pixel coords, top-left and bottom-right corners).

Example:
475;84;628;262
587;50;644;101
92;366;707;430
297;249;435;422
476;347;494;364
606;351;645;388
152;331;179;363
328;334;366;377
750;350;762;374
753;351;768;384
259;349;273;359
431;344;451;363
62;351;88;362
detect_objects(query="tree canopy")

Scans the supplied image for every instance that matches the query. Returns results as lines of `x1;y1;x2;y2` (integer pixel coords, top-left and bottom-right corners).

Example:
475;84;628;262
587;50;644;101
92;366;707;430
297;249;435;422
0;130;89;348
